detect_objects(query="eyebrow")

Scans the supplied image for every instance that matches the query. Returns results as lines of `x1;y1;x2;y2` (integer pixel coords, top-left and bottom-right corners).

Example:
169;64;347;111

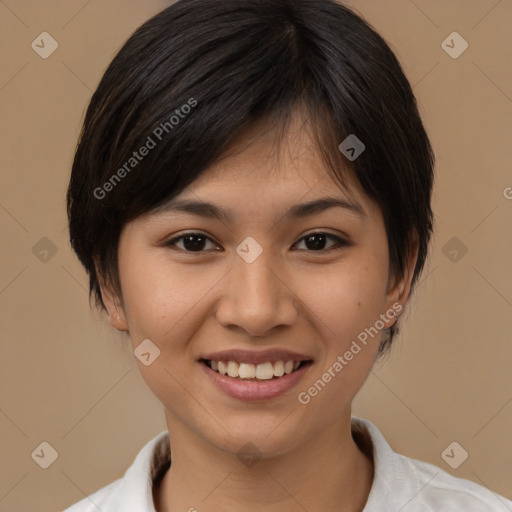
155;196;367;223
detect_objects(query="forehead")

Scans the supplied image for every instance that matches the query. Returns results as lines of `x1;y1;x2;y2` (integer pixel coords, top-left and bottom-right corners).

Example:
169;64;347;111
147;115;382;228
186;113;365;202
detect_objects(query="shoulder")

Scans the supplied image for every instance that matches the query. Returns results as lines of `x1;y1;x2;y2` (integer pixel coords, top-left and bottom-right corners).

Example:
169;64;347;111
62;430;170;512
351;417;512;512
400;454;512;511
62;478;122;512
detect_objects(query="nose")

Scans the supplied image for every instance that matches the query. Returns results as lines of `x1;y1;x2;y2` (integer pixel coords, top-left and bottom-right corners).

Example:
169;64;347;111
215;249;298;337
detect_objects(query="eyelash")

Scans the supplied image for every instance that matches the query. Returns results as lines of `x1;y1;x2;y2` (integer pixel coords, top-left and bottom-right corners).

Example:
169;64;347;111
163;231;351;254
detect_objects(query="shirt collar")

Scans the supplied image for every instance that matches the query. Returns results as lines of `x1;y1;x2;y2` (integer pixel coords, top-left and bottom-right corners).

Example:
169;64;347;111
111;417;421;512
114;430;170;512
352;417;424;510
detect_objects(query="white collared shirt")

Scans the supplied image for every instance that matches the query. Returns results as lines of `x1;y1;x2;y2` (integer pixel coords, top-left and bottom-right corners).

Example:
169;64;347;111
63;417;512;511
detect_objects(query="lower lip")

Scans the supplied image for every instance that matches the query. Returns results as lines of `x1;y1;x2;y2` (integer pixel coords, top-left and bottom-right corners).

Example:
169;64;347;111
200;361;312;401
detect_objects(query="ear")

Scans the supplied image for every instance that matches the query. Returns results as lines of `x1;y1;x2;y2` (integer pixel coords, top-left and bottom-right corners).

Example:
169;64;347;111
384;235;420;318
96;265;129;332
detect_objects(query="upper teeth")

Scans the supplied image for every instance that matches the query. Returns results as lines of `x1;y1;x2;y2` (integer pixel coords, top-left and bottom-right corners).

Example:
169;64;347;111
210;360;301;379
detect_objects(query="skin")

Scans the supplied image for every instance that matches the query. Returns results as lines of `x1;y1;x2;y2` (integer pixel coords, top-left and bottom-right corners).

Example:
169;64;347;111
100;112;418;512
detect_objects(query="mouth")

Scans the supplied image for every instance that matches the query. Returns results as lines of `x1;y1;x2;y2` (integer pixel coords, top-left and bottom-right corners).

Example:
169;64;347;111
197;348;314;401
199;358;313;381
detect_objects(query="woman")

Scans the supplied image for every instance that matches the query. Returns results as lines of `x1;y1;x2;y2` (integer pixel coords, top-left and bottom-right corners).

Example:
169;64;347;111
64;0;512;510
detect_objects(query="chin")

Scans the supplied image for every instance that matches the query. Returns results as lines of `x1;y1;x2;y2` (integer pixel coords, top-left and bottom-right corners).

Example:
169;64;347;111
201;414;309;460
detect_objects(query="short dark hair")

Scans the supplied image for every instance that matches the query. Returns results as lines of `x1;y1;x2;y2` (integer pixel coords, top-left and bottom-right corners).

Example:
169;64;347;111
67;0;435;355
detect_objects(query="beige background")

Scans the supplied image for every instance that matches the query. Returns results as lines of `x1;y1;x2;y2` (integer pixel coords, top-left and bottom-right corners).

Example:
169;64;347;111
0;0;511;510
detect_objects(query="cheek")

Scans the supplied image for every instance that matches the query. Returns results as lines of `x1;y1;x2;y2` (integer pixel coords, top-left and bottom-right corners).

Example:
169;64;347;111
293;267;386;425
290;252;388;410
117;252;218;413
297;257;389;343
118;249;226;350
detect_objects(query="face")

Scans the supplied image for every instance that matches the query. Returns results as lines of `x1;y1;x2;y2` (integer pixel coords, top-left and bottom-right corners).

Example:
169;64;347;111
101;115;417;458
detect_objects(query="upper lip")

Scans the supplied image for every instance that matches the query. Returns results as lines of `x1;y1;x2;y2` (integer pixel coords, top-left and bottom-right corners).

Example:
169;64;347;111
200;348;313;365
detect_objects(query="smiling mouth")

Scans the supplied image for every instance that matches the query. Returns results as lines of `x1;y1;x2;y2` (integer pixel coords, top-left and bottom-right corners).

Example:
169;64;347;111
200;359;313;381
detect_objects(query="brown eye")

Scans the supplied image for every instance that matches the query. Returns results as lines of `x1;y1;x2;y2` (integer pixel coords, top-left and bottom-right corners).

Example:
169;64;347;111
293;232;350;252
165;233;220;252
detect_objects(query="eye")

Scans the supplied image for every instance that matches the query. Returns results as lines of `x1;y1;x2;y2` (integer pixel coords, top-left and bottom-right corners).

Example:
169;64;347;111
164;232;221;253
164;231;349;253
293;231;350;252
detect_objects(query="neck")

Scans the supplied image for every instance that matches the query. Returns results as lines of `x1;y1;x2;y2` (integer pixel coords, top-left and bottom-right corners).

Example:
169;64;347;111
154;411;374;512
